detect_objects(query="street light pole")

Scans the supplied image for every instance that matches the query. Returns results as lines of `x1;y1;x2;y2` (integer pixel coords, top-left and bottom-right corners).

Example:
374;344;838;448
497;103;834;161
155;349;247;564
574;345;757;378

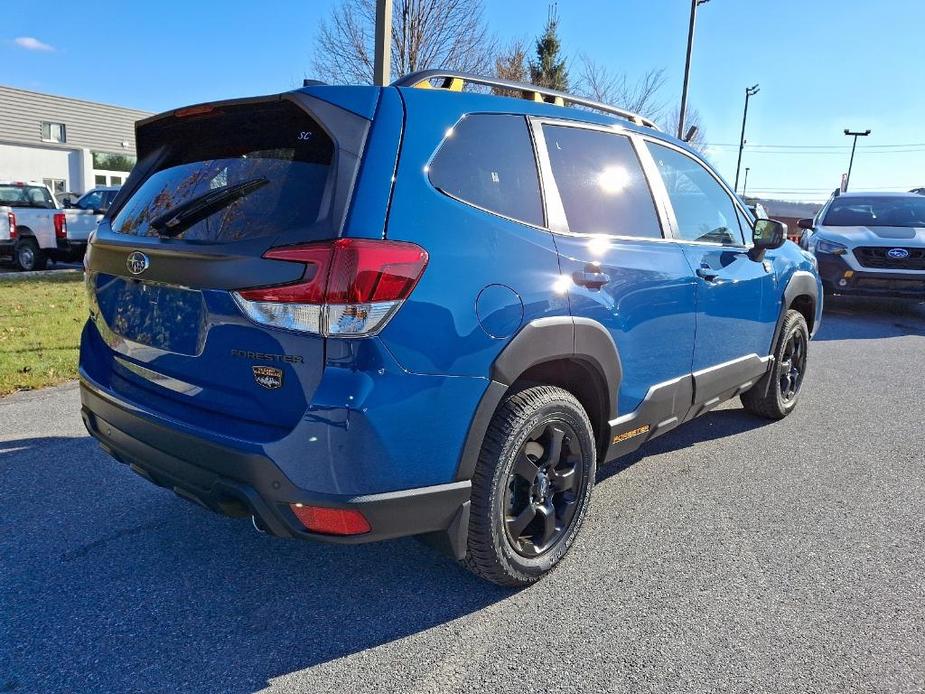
373;0;393;86
677;0;710;140
734;83;760;194
743;167;750;197
843;128;871;191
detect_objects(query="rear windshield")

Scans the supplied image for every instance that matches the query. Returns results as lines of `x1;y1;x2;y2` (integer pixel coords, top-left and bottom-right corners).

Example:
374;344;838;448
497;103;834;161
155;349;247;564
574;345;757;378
823;196;925;227
111;101;334;241
0;185;55;209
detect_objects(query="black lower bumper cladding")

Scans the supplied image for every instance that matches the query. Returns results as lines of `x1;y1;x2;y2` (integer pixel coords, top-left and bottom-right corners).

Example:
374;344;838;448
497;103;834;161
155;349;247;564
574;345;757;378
79;376;471;552
817;254;925;298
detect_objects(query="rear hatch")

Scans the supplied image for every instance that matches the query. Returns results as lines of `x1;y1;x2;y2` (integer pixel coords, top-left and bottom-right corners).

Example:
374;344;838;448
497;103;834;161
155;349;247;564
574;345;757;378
83;91;374;441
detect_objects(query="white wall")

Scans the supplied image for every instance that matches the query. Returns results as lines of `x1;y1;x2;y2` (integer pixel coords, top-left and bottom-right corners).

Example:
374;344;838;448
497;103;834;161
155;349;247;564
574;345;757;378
0;142;81;190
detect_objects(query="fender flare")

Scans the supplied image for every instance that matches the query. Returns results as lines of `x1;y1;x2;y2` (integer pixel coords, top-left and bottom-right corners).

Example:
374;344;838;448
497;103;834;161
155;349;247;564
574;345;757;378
454;317;622;482
772;270;819;349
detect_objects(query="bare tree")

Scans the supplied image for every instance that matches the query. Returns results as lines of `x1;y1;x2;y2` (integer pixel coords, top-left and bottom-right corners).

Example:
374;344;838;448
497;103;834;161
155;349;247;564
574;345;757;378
662;105;707;152
312;0;497;85
575;56;667;120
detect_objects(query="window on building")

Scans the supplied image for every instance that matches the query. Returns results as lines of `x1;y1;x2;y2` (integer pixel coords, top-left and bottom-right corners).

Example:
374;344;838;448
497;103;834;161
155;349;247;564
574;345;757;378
95;175;107;186
542;125;663;238
110;176;123;186
91;151;136;173
428;114;544;227
646;142;745;245
41;122;66;143
42;178;67;196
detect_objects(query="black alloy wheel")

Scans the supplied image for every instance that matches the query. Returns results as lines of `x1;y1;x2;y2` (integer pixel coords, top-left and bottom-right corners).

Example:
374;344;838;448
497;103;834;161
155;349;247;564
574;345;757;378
778;329;806;402
503;422;586;558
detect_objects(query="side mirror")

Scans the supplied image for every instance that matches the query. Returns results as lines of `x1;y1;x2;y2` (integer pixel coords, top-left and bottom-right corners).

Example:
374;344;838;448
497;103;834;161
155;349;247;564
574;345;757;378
749;219;787;261
797;218;814;230
92;205;110;216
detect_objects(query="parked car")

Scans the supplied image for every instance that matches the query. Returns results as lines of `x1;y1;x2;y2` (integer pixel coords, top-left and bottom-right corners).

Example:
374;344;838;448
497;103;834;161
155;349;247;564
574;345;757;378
0;181;72;271
64;186;121;257
78;71;822;586
799;191;925;298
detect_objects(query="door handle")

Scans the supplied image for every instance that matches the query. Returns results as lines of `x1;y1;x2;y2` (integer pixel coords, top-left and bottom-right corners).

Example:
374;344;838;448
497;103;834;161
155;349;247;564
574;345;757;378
572;270;611;290
696;267;720;282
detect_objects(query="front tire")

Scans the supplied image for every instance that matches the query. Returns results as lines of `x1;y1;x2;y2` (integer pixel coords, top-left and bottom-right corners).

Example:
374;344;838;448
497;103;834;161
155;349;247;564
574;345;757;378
464;385;596;587
14;238;46;272
741;309;809;419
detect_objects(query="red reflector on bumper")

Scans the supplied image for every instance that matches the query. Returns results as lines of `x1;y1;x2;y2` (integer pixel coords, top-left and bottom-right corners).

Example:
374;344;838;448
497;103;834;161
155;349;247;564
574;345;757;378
290;504;371;536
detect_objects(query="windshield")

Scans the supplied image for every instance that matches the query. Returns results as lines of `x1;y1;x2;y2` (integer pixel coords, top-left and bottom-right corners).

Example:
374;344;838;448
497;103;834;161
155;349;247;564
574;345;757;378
111;101;334;242
822;196;925;228
0;185;56;209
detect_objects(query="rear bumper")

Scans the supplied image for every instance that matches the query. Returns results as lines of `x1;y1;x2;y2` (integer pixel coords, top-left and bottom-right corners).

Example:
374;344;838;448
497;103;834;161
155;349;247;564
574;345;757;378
79;373;471;549
50;238;87;261
817;253;925;298
0;239;13;256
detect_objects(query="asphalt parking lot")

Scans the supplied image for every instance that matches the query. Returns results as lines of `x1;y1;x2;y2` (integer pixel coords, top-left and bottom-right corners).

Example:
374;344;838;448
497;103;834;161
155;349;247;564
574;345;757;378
2;297;923;694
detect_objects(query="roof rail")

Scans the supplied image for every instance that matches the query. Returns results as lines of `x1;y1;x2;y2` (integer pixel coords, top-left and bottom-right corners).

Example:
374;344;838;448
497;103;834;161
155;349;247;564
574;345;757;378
391;70;660;130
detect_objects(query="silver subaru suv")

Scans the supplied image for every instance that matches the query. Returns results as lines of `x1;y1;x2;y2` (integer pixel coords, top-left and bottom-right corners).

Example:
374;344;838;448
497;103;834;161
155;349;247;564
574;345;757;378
800;191;925;298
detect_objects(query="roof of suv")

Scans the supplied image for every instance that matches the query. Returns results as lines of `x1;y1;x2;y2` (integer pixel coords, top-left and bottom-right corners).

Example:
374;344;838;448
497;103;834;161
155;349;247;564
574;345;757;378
835;191;920;198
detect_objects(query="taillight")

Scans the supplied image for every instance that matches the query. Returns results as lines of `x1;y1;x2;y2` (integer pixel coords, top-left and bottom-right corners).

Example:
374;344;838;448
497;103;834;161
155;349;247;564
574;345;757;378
7;212;15;240
53;212;67;239
233;238;428;337
290;503;371;535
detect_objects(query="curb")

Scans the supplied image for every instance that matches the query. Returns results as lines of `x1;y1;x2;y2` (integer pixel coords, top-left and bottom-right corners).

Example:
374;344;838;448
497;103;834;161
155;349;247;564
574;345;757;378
0;268;84;282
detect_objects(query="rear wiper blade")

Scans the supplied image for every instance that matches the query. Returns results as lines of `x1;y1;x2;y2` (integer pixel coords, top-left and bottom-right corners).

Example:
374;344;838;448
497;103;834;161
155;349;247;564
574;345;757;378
149;177;268;238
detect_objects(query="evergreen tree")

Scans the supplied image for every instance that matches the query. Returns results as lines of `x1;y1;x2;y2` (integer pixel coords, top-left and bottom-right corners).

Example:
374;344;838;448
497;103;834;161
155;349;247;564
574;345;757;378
529;4;568;91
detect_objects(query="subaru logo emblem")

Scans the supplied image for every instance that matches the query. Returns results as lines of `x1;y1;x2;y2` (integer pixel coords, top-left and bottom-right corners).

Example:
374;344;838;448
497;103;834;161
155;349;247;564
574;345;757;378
126;251;149;275
887;248;910;259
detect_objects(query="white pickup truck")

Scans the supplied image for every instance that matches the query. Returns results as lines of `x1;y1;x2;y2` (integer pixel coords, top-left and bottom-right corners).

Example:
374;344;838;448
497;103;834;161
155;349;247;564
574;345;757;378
0;181;93;271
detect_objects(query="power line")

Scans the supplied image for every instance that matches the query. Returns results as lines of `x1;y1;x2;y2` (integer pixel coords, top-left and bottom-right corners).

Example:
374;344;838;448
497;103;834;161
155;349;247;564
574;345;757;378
705;141;925;149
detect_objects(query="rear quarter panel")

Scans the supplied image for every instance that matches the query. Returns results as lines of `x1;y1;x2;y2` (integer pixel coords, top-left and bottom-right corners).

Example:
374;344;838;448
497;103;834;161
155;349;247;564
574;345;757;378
376;88;570;377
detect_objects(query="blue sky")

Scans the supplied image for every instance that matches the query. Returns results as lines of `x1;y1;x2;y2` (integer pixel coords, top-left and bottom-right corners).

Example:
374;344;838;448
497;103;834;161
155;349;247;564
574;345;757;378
5;0;923;201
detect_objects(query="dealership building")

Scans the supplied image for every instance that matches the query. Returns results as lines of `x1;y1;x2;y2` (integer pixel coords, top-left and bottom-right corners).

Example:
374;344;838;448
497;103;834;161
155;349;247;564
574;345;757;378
0;84;152;197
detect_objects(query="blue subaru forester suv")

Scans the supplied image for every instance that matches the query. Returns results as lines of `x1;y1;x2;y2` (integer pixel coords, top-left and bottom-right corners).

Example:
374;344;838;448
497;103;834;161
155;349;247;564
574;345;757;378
79;71;822;586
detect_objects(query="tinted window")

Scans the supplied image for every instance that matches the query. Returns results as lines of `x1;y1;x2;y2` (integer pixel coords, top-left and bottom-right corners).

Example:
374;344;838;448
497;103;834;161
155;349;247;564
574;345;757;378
77;190;104;210
0;185;55;208
111;101;334;241
647;142;745;245
822;195;925;227
428;114;543;226
543;125;662;238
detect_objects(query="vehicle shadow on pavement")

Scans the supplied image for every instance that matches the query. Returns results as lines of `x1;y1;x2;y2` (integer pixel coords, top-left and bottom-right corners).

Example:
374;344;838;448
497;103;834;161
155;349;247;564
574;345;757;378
596;407;774;485
814;297;925;341
1;436;509;694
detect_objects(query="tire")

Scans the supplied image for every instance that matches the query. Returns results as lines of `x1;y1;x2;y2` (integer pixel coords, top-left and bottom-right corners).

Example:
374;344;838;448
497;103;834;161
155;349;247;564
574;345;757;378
14;237;46;272
741;309;809;420
464;385;596;587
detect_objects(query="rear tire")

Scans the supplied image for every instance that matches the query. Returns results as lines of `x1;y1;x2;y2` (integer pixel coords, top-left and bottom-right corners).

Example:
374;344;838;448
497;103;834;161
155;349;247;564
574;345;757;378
14;238;46;272
741;309;809;420
464;385;596;587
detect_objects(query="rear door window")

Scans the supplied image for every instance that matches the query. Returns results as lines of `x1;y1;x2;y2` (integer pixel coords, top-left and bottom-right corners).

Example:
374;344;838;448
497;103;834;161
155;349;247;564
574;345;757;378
542;125;663;238
110;101;334;242
428;114;544;227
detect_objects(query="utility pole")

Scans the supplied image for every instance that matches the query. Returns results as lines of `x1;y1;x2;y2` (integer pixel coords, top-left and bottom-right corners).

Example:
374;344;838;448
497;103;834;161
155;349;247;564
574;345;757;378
734;83;760;194
677;0;710;140
743;167;750;197
373;0;393;86
843;128;871;191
